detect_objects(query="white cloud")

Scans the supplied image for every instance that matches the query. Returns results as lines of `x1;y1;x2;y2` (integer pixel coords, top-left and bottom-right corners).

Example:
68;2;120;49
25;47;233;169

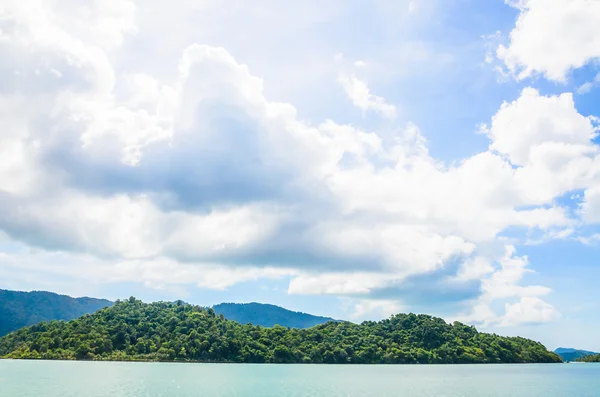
0;191;281;261
350;299;402;320
577;82;594;95
338;73;397;118
456;246;558;327
580;185;600;224
498;0;600;82
485;88;598;167
457;257;494;281
454;302;499;328
288;273;391;295
0;241;295;298
484;88;599;208
309;223;476;275
577;73;600;95
501;297;560;326
577;233;600;245
2;0;600;327
482;245;550;301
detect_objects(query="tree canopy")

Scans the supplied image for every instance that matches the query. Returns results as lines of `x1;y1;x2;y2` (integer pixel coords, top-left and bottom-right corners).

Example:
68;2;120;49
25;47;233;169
575;353;600;362
0;298;561;364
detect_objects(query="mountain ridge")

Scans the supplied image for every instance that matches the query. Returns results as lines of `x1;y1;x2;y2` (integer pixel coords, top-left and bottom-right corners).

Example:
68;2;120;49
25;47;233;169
212;302;337;328
553;347;598;362
0;289;339;335
0;289;113;337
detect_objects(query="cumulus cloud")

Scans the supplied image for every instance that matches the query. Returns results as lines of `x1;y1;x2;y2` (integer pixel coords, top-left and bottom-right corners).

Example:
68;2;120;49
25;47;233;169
338;73;397;118
501;297;560;327
456;246;558;327
457;257;494;281
485;88;598;167
580;185;600;224
498;0;600;82
350;299;402;320
0;240;295;299
480;88;600;221
2;0;600;326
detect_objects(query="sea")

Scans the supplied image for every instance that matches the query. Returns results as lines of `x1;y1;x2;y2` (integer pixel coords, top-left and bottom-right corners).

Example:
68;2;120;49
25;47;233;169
1;360;598;396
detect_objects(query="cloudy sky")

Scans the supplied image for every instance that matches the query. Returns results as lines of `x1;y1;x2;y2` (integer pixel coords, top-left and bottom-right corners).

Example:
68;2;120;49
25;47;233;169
2;0;600;350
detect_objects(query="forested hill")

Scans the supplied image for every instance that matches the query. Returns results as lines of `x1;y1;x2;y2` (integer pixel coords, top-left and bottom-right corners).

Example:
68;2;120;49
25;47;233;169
213;302;336;328
0;289;113;337
0;298;561;363
575;353;600;362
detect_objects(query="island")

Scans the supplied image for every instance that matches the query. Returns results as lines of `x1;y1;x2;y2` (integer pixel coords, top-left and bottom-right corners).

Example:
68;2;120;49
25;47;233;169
575;353;600;362
0;297;561;364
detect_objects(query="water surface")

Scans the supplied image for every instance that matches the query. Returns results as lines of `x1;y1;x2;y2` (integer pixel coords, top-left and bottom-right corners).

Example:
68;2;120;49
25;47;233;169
1;360;598;396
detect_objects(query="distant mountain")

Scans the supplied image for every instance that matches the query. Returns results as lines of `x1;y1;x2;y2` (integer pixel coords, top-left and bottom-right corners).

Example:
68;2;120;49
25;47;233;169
0;289;113;336
213;302;336;328
554;347;598;362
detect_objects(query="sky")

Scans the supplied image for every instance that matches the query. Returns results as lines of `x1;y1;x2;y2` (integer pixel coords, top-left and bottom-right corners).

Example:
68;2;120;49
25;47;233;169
1;0;600;351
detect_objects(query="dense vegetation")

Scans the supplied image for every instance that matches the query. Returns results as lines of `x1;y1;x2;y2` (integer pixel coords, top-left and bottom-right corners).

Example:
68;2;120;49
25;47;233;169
0;298;561;363
554;347;598;362
575;353;600;362
213;302;336;328
0;289;112;337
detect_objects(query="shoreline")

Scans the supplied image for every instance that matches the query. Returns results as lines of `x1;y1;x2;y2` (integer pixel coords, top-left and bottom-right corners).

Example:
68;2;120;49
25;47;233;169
0;357;567;365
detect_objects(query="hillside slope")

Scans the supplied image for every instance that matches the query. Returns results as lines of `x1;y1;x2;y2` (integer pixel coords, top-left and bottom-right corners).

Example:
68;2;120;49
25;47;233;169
0;298;561;364
213;302;336;328
0;289;112;337
575;353;600;362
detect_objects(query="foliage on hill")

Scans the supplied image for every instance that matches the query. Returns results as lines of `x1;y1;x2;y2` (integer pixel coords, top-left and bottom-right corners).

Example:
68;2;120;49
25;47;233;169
554;347;598;362
575;353;600;362
213;302;336;328
0;298;561;364
0;289;112;337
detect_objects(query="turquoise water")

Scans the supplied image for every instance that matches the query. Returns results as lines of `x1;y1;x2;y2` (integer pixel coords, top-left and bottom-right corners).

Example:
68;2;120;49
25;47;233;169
0;361;598;396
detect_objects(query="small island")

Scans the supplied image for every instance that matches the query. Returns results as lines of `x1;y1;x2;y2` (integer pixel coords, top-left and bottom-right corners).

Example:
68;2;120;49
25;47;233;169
0;297;561;364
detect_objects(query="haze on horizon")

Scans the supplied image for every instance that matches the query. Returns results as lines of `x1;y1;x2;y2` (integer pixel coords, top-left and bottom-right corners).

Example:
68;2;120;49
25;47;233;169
1;0;600;351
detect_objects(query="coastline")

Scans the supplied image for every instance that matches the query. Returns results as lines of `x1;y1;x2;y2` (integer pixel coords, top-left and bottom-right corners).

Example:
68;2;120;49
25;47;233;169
0;357;566;365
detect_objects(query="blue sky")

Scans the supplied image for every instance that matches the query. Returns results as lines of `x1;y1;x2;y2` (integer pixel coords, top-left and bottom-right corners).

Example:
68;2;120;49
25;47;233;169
2;0;600;351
